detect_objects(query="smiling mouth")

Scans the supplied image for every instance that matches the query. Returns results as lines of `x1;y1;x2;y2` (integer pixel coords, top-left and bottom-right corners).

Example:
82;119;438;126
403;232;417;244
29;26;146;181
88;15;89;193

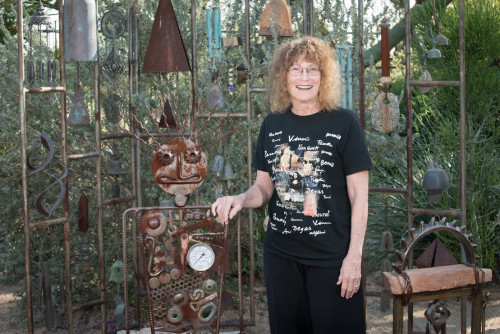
296;85;313;90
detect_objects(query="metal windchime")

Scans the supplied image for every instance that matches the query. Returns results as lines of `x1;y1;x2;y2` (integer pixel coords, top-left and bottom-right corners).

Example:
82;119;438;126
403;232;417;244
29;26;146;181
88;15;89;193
63;0;98;62
211;154;225;198
422;91;449;204
108;151;127;198
27;0;57;85
259;0;294;37
425;0;449;59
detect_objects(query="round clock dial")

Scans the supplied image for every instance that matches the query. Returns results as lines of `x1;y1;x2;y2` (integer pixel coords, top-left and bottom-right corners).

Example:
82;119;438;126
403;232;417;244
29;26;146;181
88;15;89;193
187;243;215;271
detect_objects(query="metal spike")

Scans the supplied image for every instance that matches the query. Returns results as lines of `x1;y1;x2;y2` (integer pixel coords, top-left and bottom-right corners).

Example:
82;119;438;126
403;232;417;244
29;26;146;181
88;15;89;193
465;233;473;239
470;243;477;249
449;219;458;227
419;221;425;231
429;217;436;226
438;217;447;225
401;239;410;251
409;228;416;239
395;250;405;262
457;225;466;232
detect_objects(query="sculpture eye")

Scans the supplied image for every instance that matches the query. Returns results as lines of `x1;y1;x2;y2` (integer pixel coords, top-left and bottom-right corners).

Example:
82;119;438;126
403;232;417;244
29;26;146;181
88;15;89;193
158;148;175;166
184;147;201;164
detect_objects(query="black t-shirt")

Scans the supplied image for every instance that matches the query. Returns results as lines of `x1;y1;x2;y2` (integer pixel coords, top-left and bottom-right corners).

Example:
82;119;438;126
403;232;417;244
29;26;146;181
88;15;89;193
252;108;372;266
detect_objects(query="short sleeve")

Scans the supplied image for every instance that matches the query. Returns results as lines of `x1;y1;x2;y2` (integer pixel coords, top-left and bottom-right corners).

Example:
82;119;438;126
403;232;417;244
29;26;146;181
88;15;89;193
251;118;267;172
340;112;373;175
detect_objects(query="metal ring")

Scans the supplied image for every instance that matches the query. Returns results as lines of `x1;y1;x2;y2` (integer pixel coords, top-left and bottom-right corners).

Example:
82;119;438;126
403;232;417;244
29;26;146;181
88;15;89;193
167;306;183;324
198;301;217;323
141;211;167;236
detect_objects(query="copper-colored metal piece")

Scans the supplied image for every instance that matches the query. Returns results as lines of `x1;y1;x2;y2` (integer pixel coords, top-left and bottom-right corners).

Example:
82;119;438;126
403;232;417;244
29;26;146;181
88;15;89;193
78;194;89;234
142;0;191;73
151;139;207;198
142;211;167;237
159;99;177;128
415;238;459;268
258;0;293;37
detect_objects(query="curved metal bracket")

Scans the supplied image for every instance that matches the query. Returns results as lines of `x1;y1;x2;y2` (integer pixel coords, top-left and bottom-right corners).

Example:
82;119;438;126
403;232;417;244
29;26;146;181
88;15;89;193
392;217;478;273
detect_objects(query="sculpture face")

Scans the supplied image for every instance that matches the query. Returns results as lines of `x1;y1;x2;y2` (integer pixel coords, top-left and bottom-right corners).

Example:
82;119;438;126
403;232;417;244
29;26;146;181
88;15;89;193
151;139;207;205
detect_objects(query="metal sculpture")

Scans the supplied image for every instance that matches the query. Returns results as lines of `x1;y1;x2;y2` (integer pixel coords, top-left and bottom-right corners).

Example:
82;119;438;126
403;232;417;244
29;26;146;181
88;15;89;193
121;98;244;333
63;0;98;62
142;0;191;73
259;0;293;37
27;133;68;217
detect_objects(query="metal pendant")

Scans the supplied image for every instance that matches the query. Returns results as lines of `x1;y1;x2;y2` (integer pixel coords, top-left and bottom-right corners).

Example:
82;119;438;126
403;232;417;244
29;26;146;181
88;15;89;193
67;85;90;125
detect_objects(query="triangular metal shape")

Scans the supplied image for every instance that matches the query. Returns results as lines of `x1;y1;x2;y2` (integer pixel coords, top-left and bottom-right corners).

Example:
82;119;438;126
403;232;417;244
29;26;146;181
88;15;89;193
415;238;459;268
142;0;191;73
68;85;90;125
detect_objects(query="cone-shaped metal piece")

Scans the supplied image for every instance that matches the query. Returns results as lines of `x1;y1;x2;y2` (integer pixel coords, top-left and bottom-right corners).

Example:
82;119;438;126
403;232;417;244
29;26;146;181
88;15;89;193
379;230;394;251
64;0;98;62
423;160;449;203
142;0;191;73
222;162;236;180
108;156;126;176
259;0;293;37
433;32;449;46
158;99;177;128
427;46;441;58
415;238;459;268
211;155;225;176
67;85;90;125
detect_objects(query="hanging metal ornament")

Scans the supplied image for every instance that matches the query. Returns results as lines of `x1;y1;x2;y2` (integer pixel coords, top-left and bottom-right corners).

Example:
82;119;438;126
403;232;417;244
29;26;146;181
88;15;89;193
63;0;98;62
422;160;449;203
104;92;124;124
28;0;55;84
78;193;89;234
259;0;294;37
206;84;226;110
211;155;225;177
67;85;90;125
379;197;394;252
419;69;433;94
101;9;127;40
206;6;223;66
227;67;236;97
109;260;125;283
142;0;191;73
371;92;400;134
222;161;236;190
101;45;127;83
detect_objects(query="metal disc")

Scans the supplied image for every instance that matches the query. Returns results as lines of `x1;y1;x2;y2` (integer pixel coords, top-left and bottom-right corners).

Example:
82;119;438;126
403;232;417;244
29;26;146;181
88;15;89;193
101;9;127;39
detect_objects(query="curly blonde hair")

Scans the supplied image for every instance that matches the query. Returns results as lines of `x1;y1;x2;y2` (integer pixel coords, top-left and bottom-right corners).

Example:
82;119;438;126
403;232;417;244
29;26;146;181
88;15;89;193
267;36;342;113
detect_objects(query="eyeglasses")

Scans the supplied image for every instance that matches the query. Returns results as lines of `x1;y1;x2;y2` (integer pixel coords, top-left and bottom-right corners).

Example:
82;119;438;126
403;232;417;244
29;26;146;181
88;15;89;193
287;66;321;76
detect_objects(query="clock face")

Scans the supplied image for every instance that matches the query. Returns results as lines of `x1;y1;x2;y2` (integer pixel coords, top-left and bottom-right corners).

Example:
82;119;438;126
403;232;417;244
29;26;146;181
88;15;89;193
187;244;215;272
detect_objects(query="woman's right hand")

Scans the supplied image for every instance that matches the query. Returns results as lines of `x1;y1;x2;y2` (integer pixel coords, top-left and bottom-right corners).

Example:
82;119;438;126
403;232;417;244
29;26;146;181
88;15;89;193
211;195;244;224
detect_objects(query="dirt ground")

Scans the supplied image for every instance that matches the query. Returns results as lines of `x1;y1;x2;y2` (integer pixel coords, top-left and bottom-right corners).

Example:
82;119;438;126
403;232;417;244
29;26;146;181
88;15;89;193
1;274;499;334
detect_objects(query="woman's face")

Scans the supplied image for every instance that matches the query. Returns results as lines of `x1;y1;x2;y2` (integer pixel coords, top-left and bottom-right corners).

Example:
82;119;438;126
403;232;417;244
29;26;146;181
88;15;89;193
286;55;321;107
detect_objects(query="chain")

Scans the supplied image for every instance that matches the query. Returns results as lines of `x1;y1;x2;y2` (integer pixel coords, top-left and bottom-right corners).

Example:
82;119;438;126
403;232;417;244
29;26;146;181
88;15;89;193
237;215;245;334
215;221;228;333
392;270;413;306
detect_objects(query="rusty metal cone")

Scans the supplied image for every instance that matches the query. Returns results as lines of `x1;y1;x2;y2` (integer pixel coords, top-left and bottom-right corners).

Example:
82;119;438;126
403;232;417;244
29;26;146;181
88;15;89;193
419;69;432;94
259;0;293;37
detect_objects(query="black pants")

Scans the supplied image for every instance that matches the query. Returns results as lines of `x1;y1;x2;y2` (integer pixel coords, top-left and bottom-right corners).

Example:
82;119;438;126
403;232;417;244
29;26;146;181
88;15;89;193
264;249;366;334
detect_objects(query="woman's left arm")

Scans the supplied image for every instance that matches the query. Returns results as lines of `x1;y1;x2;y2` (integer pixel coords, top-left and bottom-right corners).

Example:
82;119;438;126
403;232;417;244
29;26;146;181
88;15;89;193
337;170;369;299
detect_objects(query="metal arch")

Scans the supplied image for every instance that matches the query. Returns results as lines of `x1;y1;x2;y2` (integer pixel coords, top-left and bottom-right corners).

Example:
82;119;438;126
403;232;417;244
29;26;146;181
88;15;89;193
392;217;478;273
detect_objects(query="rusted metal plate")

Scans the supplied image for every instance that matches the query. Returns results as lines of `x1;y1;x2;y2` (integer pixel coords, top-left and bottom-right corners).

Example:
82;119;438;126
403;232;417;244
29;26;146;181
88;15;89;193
142;0;191;73
151;139;207;197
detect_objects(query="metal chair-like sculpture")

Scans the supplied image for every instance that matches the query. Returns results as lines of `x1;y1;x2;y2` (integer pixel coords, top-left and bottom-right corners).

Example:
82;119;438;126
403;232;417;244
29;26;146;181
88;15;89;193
382;217;492;334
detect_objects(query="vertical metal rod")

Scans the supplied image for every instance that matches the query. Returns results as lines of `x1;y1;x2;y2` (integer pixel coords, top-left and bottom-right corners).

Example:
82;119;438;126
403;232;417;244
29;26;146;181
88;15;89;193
191;0;198;130
17;0;33;331
458;0;467;332
358;0;365;129
244;0;256;325
93;0;106;331
308;0;314;35
59;0;73;331
404;0;415;331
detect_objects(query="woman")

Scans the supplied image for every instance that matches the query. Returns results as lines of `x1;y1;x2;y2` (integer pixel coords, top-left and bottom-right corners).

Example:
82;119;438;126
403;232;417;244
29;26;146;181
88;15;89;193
211;36;372;333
